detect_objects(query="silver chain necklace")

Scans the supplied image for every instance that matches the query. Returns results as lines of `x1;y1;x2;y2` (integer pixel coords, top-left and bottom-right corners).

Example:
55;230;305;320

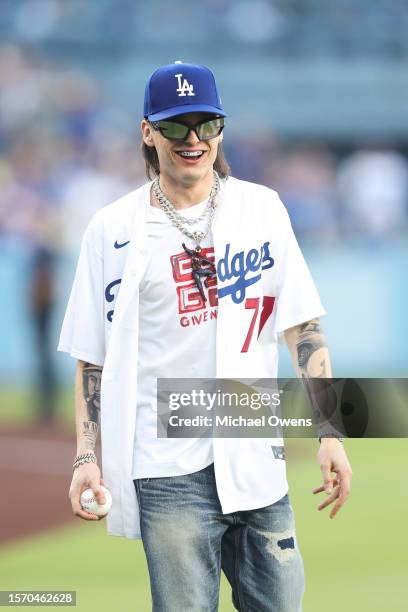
152;171;220;246
151;171;220;303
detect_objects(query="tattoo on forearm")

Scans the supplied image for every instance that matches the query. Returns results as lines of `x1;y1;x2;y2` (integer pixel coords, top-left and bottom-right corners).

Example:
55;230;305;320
83;420;99;451
295;320;339;435
81;363;102;450
296;319;327;377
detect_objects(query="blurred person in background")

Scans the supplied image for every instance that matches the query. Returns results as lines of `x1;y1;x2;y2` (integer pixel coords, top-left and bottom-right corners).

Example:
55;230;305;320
54;70;141;256
337;146;408;242
59;61;352;612
29;242;58;425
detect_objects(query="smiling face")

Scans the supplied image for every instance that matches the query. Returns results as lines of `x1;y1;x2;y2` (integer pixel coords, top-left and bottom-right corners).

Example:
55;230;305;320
141;112;223;188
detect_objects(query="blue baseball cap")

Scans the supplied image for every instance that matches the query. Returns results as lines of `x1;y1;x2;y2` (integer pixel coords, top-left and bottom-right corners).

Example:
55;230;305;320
143;61;226;121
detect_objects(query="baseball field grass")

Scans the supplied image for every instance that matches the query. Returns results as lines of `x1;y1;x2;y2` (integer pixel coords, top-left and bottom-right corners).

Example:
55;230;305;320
0;437;406;611
0;386;73;426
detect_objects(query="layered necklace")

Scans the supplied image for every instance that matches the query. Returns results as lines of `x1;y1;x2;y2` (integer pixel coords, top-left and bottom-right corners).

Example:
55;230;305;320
152;171;220;301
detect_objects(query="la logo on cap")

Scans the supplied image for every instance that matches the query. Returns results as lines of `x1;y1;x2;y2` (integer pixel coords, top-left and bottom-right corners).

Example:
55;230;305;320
175;73;195;97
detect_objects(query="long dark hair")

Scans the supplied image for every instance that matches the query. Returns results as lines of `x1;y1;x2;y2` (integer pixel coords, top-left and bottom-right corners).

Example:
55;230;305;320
141;141;231;180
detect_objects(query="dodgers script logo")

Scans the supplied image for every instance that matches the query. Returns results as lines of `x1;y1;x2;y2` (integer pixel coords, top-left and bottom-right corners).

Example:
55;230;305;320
103;242;275;330
175;73;195;97
217;241;274;304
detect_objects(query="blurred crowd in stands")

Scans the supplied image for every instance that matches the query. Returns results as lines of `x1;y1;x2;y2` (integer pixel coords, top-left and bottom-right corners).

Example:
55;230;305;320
1;0;408;58
1;44;407;258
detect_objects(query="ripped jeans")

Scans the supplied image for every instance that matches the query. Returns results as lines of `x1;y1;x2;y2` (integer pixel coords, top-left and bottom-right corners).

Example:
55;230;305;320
134;463;305;612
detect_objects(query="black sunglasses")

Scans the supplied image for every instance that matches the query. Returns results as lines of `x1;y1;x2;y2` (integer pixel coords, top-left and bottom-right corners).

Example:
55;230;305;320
150;116;225;142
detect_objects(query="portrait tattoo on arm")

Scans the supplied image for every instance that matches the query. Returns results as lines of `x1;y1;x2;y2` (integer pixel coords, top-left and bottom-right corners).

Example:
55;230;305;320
82;363;102;451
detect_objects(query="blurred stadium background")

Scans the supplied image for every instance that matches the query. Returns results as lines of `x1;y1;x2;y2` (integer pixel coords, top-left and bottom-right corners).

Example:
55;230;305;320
0;1;407;611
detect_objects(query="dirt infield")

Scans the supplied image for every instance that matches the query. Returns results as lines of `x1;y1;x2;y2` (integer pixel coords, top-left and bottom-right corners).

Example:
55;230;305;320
0;424;101;544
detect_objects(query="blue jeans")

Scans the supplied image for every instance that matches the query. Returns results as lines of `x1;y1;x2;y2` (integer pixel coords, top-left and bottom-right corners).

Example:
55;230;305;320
134;463;305;612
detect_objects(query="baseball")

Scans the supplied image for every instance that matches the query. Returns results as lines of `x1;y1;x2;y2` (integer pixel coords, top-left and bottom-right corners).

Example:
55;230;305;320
80;485;112;517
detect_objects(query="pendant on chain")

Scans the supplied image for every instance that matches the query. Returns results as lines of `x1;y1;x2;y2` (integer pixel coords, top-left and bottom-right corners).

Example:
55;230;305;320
182;242;216;302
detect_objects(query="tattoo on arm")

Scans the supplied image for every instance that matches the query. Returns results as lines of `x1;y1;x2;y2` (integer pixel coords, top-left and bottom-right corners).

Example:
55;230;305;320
295;319;328;378
81;363;102;451
295;319;340;436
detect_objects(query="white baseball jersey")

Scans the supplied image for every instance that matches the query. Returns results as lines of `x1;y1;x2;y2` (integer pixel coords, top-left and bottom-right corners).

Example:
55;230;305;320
58;176;325;539
133;199;216;479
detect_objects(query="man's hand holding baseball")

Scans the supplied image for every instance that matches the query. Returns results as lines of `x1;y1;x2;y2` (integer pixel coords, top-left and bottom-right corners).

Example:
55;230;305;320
69;461;106;521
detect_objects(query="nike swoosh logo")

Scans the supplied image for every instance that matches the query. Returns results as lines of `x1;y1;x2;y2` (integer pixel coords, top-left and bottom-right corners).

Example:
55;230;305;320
114;240;130;249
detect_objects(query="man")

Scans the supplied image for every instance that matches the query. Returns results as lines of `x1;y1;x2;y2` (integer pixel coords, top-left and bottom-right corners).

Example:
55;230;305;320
59;62;352;611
